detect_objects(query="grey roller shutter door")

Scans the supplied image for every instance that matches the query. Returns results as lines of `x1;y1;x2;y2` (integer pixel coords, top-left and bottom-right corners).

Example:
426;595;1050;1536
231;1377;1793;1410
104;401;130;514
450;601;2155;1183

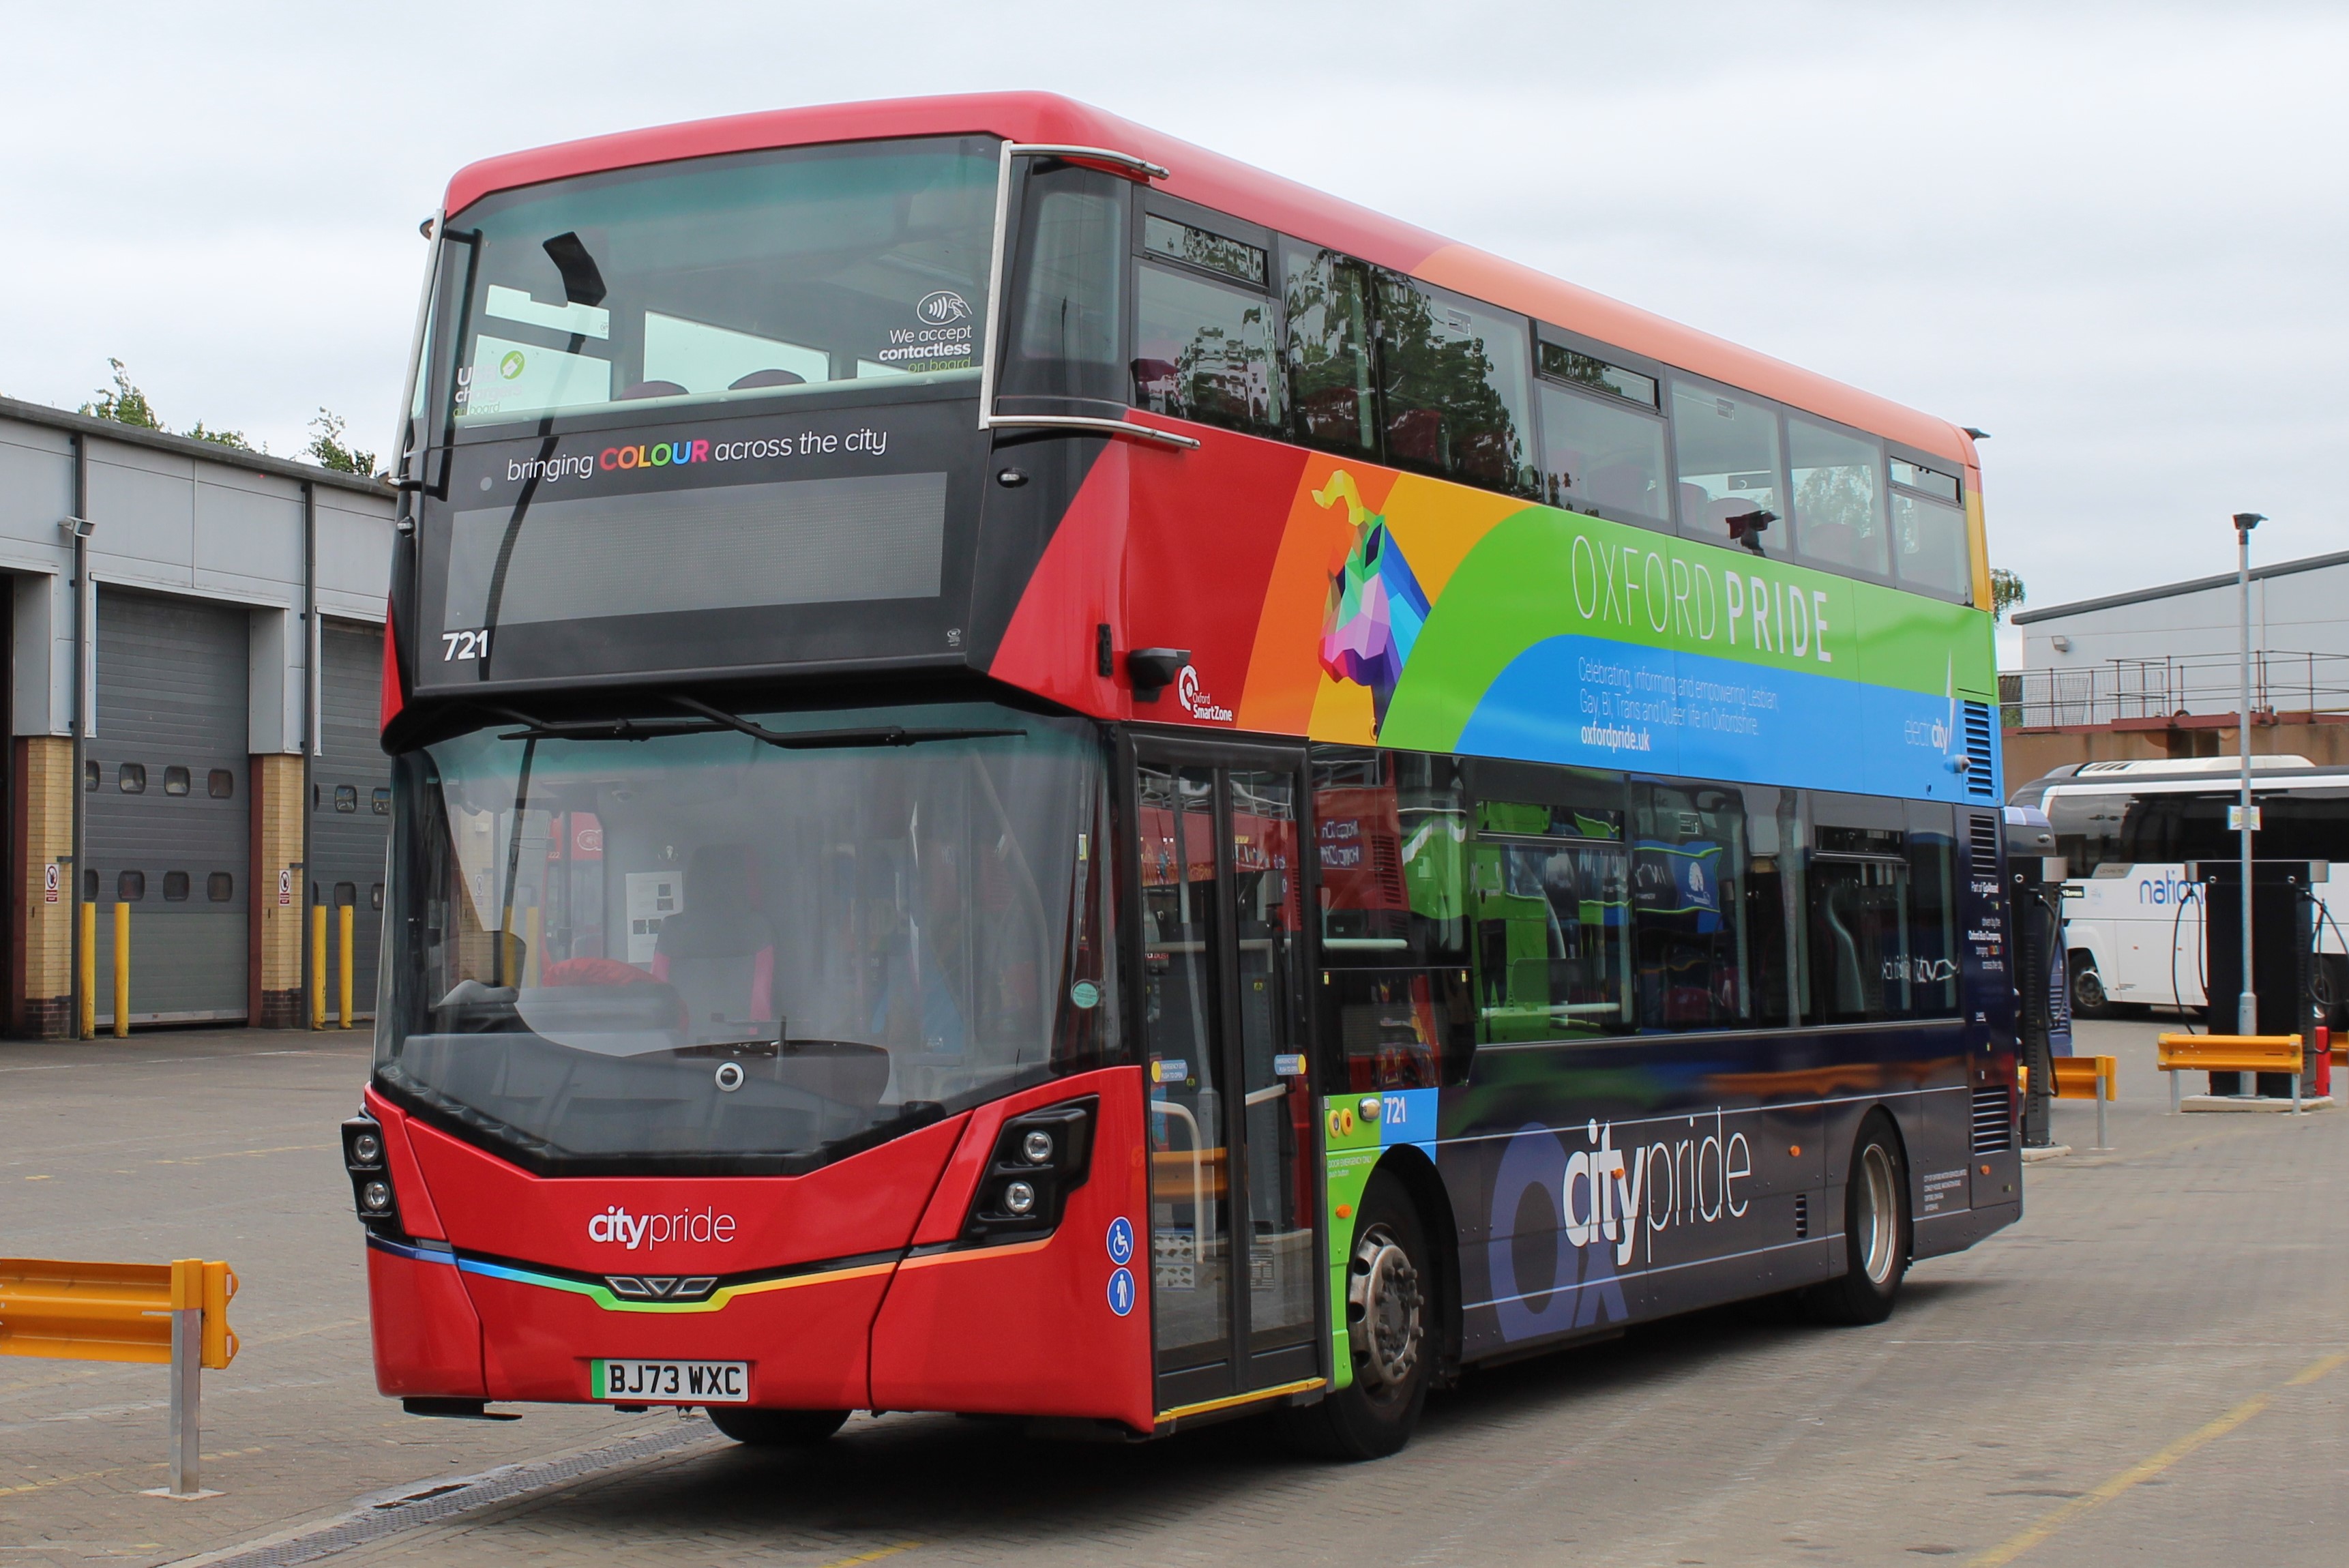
314;619;391;1011
87;588;250;1024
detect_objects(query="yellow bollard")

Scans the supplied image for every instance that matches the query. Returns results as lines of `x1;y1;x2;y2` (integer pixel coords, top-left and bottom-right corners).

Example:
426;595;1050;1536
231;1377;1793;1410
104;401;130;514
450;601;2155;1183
338;903;354;1030
113;900;130;1039
310;901;327;1030
78;900;96;1039
524;905;542;988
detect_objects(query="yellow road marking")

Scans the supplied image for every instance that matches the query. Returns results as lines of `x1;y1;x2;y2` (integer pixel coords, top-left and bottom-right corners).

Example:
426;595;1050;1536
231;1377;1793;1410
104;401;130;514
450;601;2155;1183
816;1544;920;1568
1968;1351;2346;1566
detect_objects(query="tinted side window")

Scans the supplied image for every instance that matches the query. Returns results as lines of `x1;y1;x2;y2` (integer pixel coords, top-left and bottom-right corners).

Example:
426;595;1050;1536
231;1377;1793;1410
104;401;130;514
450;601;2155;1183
1671;381;1786;556
1789;416;1886;575
1312;749;1472;1088
1742;786;1806;1026
1373;276;1535;495
1891;488;1970;600
1808;793;1911;1022
2048;790;2132;873
1282;247;1375;454
998;163;1127;406
1539;380;1670;527
1132;261;1279;435
1906;801;1960;1018
1468;782;1634;1042
1631;780;1752;1030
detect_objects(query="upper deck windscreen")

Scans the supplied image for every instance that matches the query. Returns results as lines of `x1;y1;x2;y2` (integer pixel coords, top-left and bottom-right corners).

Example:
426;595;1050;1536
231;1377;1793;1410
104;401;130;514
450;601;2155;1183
437;136;997;432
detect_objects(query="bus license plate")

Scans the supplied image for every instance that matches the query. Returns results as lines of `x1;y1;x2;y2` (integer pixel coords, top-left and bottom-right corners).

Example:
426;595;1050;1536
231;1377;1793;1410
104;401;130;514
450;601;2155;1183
591;1359;750;1403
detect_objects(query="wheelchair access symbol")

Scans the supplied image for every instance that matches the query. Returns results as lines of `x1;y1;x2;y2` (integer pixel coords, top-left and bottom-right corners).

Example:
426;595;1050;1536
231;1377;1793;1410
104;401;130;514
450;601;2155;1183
1107;1267;1136;1317
1106;1216;1134;1266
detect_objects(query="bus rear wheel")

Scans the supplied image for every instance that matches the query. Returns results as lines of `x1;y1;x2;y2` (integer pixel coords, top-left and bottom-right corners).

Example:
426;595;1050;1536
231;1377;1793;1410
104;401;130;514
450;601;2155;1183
1804;1114;1908;1326
707;1407;849;1447
1283;1172;1432;1461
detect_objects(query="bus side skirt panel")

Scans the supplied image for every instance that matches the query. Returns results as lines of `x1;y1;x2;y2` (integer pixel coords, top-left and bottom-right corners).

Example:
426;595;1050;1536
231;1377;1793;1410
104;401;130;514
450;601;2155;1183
868;1066;1153;1431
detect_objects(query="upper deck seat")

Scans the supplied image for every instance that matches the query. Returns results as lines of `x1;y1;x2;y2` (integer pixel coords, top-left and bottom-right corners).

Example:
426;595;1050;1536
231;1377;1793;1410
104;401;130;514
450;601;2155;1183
728;368;806;389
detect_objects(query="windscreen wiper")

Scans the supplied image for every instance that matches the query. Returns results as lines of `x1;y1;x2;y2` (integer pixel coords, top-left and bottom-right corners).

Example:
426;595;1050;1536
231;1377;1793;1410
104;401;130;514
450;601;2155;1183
486;706;726;742
667;694;1024;750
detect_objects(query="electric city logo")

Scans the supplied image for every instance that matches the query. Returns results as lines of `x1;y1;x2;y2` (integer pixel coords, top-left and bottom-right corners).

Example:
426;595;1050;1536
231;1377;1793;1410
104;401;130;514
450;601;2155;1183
587;1205;737;1253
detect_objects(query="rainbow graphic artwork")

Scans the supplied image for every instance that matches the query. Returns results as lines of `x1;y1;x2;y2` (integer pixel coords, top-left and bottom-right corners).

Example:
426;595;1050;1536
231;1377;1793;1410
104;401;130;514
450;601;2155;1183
1315;473;1430;732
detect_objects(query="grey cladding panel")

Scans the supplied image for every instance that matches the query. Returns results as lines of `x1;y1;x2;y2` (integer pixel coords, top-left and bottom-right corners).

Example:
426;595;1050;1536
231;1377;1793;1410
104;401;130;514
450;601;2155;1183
87;588;250;1020
314;619;390;1003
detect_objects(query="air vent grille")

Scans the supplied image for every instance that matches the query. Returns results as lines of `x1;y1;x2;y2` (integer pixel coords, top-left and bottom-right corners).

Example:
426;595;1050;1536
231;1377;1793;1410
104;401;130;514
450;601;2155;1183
1972;1086;2014;1154
1969;812;2001;868
1794;1192;1809;1239
1964;701;1996;798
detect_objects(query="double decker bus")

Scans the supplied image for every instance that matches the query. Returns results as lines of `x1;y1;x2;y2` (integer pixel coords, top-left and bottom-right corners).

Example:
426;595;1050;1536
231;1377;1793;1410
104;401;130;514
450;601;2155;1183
346;93;2021;1460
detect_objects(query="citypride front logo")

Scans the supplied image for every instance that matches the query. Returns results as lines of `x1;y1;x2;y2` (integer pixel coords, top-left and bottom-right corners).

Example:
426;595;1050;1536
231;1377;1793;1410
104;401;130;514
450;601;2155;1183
587;1204;737;1254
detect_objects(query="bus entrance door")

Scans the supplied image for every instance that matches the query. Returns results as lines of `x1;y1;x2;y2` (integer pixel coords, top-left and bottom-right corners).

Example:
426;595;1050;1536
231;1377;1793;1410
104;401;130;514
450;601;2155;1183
1133;744;1322;1419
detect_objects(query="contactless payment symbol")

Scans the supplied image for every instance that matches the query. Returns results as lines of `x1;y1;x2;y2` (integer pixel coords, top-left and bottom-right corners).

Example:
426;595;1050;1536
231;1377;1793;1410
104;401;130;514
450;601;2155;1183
1106;1216;1134;1265
1107;1267;1136;1316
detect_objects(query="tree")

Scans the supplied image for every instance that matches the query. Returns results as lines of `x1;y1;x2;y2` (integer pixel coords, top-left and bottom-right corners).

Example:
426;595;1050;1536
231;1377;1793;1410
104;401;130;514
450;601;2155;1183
1990;567;2026;620
80;358;163;429
306;409;379;478
183;421;254;451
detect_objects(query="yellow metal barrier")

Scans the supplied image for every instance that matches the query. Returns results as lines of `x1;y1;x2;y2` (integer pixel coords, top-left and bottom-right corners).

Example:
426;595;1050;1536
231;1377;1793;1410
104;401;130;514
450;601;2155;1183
310;901;327;1029
78;899;96;1038
0;1256;239;1496
2155;1033;2306;1114
113;900;130;1039
338;902;355;1029
2027;1054;2118;1151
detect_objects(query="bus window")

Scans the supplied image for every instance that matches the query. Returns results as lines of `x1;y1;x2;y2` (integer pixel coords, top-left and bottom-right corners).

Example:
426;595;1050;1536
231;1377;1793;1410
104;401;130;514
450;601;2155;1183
1537;376;1670;529
1670;379;1786;557
1906;801;1961;1018
1889;457;1970;600
1372;274;1537;496
1001;163;1128;407
1132;228;1280;436
1808;794;1912;1022
1311;749;1470;1089
1282;246;1376;455
1468;783;1634;1042
1631;782;1752;1030
1742;786;1806;1027
1789;415;1887;576
2046;790;2132;874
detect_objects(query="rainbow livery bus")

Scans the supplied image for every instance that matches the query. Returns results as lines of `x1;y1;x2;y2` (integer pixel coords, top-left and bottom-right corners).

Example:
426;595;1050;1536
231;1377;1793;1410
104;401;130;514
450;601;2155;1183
344;92;2019;1459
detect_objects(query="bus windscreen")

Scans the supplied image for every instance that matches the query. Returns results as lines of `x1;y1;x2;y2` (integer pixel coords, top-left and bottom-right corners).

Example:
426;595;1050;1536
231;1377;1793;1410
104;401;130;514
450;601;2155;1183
374;703;1117;1173
437;136;998;430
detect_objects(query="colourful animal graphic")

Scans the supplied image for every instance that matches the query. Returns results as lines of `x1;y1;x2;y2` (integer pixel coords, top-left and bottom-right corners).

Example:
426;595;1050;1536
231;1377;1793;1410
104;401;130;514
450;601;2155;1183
1316;473;1430;731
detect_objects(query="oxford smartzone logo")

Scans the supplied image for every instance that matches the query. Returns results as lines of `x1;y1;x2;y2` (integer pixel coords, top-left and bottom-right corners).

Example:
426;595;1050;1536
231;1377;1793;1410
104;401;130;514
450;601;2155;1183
587;1205;737;1254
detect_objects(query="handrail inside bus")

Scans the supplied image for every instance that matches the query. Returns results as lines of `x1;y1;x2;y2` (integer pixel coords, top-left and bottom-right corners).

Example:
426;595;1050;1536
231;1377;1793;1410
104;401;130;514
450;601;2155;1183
1147;1099;1210;1235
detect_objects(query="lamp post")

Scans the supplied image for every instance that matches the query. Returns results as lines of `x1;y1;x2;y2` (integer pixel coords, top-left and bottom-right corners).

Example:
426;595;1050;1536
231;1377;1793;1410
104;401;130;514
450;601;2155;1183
2232;512;2265;1037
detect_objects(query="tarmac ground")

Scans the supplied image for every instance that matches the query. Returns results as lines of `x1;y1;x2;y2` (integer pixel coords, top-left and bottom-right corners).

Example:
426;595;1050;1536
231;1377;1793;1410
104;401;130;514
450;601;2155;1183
1;1017;2341;1567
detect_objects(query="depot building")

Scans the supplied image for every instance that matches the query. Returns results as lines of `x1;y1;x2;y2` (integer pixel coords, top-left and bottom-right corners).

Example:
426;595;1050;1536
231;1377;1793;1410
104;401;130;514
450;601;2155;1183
0;396;396;1037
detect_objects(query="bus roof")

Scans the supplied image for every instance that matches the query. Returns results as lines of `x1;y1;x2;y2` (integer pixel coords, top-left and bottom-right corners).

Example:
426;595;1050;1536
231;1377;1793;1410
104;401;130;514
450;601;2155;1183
443;92;1979;469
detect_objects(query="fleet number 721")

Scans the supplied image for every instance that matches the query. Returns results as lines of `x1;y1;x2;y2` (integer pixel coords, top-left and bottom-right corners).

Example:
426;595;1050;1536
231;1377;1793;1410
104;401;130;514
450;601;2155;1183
441;629;490;662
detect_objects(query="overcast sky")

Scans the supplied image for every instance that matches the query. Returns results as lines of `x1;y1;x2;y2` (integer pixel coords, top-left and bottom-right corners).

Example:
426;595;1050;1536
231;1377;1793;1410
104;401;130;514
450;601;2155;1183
4;1;2339;652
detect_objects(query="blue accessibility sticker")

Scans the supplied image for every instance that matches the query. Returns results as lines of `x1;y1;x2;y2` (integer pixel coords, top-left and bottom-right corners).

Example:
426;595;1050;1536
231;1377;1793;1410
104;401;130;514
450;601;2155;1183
1106;1216;1134;1265
1107;1267;1136;1317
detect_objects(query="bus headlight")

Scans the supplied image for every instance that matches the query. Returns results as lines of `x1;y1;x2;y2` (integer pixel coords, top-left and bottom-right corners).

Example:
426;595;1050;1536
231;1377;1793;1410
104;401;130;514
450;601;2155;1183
962;1097;1097;1243
361;1180;394;1213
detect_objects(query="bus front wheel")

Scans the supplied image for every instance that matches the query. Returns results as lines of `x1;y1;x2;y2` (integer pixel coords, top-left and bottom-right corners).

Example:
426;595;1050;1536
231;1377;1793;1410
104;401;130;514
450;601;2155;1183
1284;1172;1432;1461
1804;1114;1908;1326
707;1407;849;1446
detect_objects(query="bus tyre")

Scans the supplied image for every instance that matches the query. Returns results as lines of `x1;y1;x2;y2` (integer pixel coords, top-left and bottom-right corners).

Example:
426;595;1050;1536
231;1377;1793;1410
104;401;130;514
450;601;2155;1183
1805;1115;1908;1327
2069;954;2110;1019
1284;1172;1431;1461
707;1407;849;1447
